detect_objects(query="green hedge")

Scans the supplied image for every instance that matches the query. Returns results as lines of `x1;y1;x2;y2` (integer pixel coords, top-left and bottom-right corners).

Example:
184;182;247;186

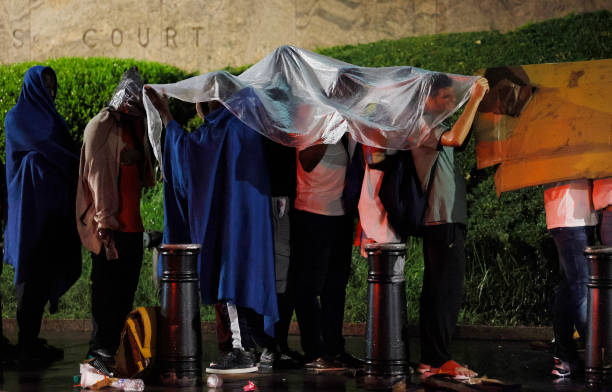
1;11;611;325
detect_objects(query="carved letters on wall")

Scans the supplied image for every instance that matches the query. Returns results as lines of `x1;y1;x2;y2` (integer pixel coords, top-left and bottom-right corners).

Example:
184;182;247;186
77;27;204;49
2;0;611;71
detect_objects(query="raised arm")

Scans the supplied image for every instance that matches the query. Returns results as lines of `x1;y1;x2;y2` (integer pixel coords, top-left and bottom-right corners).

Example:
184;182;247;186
144;85;174;126
440;77;489;147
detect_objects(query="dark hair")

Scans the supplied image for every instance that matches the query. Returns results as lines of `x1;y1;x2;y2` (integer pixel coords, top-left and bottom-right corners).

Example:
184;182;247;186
429;73;453;97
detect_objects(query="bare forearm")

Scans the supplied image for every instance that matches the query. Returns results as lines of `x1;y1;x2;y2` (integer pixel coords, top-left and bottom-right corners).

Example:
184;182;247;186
441;77;489;147
440;95;482;147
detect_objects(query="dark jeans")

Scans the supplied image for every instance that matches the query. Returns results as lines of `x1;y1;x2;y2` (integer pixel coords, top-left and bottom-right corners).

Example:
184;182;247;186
289;209;353;359
90;232;143;354
420;223;466;367
550;225;595;362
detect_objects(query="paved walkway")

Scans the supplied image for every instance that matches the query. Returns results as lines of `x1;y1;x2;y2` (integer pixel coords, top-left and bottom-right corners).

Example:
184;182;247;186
0;332;606;391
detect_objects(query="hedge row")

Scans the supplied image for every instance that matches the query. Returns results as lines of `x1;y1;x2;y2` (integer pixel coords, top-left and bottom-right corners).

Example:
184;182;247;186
1;11;611;325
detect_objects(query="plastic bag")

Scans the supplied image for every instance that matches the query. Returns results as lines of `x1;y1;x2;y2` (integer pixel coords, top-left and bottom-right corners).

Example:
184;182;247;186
143;45;478;167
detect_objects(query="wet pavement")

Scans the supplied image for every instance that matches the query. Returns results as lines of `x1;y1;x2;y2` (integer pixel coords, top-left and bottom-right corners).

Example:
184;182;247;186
0;331;609;391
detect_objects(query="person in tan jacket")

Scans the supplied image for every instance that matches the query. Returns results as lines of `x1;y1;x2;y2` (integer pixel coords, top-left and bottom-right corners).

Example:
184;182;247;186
76;67;154;364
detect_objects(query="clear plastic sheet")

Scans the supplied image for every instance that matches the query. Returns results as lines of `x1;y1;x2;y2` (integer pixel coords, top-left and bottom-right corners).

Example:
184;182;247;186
109;67;145;117
143;45;478;165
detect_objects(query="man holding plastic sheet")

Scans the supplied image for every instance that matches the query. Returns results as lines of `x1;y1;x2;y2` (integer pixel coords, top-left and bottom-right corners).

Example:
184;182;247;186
76;68;155;364
409;74;488;379
144;87;278;374
4;66;82;366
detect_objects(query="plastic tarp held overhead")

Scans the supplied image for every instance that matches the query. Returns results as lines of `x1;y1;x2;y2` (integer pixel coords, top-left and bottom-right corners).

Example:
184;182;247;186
473;59;612;195
143;45;478;165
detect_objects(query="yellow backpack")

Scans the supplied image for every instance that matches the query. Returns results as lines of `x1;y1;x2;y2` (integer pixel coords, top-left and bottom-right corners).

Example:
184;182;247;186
114;306;158;379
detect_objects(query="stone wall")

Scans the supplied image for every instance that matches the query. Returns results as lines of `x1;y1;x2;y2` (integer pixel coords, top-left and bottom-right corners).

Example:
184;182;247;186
1;0;611;72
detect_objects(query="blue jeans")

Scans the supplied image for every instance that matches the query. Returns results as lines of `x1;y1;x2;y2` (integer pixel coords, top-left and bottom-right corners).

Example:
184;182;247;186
550;226;595;361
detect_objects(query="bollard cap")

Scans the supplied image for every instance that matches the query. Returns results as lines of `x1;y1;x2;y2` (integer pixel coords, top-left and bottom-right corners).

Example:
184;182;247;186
158;243;201;255
584;246;612;255
365;242;406;253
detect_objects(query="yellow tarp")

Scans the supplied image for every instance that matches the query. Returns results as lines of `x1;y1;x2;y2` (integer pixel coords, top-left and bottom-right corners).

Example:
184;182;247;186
473;59;612;195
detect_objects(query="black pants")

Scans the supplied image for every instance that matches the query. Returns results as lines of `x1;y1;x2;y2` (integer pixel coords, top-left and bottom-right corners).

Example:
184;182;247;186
275;292;295;352
16;276;52;346
90;232;143;354
16;246;60;346
419;223;466;367
216;301;271;351
289;209;353;359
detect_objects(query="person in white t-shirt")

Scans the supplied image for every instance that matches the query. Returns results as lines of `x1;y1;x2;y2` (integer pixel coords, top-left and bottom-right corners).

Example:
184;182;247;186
289;139;357;370
544;179;598;378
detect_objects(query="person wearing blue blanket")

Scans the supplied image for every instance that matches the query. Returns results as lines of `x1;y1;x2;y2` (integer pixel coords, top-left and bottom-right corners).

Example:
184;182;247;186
4;66;81;366
145;86;278;374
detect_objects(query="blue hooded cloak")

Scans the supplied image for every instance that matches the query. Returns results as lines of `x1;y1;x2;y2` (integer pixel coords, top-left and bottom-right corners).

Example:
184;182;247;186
4;66;81;309
162;107;278;336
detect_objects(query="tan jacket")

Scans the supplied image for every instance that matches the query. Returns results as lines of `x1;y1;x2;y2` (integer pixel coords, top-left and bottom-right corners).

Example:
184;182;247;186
76;108;154;254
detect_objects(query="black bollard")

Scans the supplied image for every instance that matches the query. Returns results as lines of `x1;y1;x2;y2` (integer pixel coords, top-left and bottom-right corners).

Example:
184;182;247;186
364;243;408;377
157;244;202;386
585;246;612;389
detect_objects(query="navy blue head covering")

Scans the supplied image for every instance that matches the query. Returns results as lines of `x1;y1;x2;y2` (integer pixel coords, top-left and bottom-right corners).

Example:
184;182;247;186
5;66;78;181
4;66;81;307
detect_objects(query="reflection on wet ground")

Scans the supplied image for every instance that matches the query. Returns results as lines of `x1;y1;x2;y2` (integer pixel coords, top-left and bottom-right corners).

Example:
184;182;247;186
0;332;608;391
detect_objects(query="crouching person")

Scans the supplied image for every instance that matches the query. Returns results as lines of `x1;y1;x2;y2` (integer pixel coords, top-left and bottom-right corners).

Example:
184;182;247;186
76;68;155;364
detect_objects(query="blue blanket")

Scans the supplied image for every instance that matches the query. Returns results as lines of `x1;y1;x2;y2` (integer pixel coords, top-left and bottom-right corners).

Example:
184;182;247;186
4;66;81;307
163;107;278;336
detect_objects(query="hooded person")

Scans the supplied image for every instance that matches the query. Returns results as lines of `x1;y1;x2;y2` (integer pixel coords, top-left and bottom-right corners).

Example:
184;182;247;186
76;67;155;363
144;86;278;375
4;66;82;366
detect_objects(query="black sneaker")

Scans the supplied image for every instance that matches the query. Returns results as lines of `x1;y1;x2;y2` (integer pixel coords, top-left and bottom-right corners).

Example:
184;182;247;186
1;335;18;364
258;348;276;373
276;349;305;369
18;338;64;368
206;349;258;374
86;349;116;375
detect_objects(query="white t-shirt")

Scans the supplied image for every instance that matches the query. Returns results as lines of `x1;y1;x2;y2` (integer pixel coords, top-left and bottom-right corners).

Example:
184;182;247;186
294;142;347;216
593;177;612;211
358;163;401;243
543;179;598;229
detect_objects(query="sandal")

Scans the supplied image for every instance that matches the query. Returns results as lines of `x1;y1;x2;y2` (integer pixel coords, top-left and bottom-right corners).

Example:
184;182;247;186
417;363;431;374
437;360;477;380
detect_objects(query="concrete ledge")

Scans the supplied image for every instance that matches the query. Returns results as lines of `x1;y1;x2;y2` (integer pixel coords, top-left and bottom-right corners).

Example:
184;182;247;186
2;319;552;341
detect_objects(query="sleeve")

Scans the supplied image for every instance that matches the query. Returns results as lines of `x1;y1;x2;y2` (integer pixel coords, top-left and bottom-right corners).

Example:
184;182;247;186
83;112;121;230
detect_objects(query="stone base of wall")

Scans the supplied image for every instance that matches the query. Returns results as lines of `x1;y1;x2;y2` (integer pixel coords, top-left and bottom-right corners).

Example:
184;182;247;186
1;319;552;341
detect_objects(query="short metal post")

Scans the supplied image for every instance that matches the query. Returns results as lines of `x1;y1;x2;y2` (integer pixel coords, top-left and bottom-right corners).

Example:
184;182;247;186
157;244;202;386
585;246;612;389
364;243;408;377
